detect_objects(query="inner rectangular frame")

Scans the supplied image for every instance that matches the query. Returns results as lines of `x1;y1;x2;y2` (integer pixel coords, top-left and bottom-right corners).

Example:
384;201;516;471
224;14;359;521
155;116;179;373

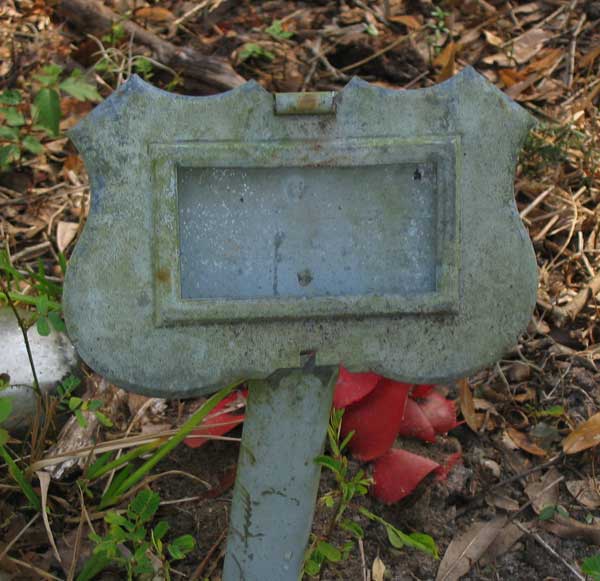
151;137;460;325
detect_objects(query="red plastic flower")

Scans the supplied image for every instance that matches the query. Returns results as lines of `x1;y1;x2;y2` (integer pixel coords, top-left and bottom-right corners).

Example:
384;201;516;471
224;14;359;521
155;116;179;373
184;389;247;449
373;449;440;504
333;367;461;502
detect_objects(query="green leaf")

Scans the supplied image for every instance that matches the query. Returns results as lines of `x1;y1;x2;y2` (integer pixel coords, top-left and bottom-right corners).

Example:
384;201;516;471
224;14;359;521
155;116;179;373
76;550;113;581
133;58;154;80
0;126;20;141
0;90;22;105
153;520;169;541
406;532;439;559
75;409;87;428
538;505;557;521
0;144;19;169
69;396;82;411
104;511;131;528
0;428;9;446
340;519;363;539
316;541;342;563
48;310;66;332
129;489;160;523
94;411;113;428
133;554;154;576
3;107;25;127
35;64;63;87
314;455;342;474
59;71;101;102
168;534;195;560
536;405;565;418
86;451;112;479
101;380;241;508
304;557;321;576
87;400;103;411
266;20;293;40
33;88;61;136
36;316;50;336
21;135;45;155
360;507;438;558
582;554;600;580
0;445;42;511
0;398;12;424
239;43;275;62
339;429;355;452
322;494;335;508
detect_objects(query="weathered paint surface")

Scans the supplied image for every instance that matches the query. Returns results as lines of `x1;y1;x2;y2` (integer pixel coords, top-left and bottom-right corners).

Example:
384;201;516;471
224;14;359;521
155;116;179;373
64;68;537;397
222;368;335;580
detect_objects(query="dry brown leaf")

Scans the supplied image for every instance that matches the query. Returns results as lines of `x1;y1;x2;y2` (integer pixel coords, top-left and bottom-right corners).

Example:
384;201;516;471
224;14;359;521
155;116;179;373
513;2;544;14
434;42;459;82
372;556;386;581
580;45;600;69
388;15;422;29
483;29;503;47
566;479;600;509
459;378;481;432
36;471;62;565
483;29;551;67
479;522;526;564
542;514;600;545
134;6;175;22
563;413;600;454
436;516;507;581
512;29;553;65
513;385;536;403
523;48;563;75
482;52;512;67
524;467;561;514
56;221;79;253
506;427;547;456
486;492;520;511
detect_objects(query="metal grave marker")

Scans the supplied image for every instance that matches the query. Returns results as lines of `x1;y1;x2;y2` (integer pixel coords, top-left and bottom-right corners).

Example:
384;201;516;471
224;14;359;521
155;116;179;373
64;68;537;581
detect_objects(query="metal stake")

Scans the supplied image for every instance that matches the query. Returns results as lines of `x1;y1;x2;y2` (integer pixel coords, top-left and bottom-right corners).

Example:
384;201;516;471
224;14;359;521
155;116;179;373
223;366;336;581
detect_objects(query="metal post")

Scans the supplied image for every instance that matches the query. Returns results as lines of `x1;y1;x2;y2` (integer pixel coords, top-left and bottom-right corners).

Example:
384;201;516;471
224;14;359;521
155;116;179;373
223;367;336;581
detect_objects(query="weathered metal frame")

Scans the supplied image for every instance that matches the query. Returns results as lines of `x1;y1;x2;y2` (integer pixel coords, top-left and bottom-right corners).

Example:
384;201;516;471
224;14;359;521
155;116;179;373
151;137;460;325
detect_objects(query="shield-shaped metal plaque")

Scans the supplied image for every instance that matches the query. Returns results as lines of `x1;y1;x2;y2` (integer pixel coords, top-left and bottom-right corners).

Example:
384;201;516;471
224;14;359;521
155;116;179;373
65;68;537;397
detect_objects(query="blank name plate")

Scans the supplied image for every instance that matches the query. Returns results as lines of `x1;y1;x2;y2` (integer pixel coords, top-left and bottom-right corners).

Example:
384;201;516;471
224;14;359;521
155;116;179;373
151;137;459;325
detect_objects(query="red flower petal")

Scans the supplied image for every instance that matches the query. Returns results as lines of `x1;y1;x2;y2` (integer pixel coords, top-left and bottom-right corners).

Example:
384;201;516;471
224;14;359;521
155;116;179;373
333;365;381;409
419;392;459;434
372;449;440;503
184;389;247;449
435;451;463;481
341;378;411;461
397;398;436;443
411;384;434;399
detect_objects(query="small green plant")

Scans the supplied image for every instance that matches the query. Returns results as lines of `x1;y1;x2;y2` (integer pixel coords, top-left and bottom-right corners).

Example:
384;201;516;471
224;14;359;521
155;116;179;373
266;20;293;40
582;553;600;580
57;373;112;428
359;508;439;558
133;57;154;80
239;43;275;63
80;380;240;509
102;22;126;46
0;66;100;170
0;250;66;337
304;408;437;577
33;64;101;137
426;6;450;54
0;397;42;511
0;89;45;169
81;489;195;581
538;504;569;521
